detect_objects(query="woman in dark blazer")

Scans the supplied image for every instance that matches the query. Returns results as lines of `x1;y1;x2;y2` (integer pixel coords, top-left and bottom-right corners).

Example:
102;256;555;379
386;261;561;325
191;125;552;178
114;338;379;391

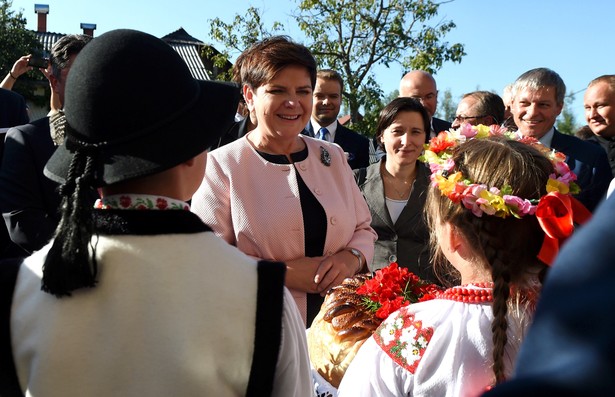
355;98;438;284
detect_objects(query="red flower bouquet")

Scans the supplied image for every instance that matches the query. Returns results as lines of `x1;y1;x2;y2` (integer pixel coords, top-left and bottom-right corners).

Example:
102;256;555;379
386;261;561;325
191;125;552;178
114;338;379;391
356;263;442;319
307;263;442;387
307;263;440;387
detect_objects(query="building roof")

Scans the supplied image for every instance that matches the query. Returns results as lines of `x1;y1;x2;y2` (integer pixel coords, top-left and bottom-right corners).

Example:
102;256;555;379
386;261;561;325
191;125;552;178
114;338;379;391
161;28;211;81
34;27;223;81
169;43;211;81
160;27;205;45
35;31;66;56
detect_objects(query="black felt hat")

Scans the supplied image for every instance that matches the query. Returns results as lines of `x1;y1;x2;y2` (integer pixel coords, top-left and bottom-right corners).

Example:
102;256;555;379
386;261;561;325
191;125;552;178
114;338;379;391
44;29;239;186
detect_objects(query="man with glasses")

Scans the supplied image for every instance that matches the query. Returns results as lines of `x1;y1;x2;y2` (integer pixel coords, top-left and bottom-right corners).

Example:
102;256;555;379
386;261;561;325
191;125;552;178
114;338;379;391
451;91;505;129
399;70;451;136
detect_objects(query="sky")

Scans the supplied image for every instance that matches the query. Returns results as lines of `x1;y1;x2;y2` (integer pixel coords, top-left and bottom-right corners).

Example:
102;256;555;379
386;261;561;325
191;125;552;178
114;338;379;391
9;0;615;125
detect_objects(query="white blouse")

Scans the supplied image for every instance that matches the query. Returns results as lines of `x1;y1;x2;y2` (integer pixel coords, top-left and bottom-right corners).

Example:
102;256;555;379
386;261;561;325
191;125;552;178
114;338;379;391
338;289;529;397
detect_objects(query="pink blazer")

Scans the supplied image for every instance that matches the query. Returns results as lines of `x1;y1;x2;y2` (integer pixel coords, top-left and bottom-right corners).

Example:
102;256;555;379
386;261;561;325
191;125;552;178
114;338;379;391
192;135;376;322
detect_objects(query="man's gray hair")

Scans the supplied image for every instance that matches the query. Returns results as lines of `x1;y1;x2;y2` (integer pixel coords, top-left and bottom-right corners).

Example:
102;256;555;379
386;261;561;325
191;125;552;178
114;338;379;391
511;68;566;104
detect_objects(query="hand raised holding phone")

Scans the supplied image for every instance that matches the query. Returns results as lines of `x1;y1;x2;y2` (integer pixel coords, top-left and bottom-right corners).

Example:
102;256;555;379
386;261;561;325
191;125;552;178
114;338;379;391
27;55;49;69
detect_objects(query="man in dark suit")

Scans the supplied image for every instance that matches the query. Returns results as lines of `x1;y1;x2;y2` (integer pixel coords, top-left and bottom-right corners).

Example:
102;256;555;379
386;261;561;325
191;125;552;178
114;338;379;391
511;67;611;212
399;70;452;136
0;88;29;258
0;88;28;131
0;34;92;257
306;69;370;170
583;75;615;176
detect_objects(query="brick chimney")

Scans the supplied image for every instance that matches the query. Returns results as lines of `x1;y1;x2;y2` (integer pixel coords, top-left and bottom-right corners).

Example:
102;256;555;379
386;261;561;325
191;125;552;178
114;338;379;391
34;4;49;33
80;23;97;37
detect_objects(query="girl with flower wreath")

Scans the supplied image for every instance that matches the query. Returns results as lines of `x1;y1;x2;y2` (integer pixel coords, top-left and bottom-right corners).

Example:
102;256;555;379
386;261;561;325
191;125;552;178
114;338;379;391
338;131;590;396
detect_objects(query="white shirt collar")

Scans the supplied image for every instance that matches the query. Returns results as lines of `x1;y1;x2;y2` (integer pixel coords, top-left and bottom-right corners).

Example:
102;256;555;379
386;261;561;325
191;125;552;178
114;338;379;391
538;127;556;148
311;119;338;142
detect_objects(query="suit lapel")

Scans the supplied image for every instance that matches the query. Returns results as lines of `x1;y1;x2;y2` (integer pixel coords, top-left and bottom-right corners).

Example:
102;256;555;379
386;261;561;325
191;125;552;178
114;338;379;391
550;129;568;151
333;124;348;146
362;163;395;229
306;122;315;137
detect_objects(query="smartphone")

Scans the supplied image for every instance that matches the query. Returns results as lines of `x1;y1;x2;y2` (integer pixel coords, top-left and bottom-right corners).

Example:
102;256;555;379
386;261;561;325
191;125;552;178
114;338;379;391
28;56;48;69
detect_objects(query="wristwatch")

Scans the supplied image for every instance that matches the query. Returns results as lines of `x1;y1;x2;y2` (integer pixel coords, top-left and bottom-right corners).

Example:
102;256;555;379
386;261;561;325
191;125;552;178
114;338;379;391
347;248;363;273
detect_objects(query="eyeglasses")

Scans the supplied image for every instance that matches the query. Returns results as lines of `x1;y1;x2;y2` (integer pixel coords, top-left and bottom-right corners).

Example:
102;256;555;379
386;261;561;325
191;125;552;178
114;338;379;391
453;114;488;123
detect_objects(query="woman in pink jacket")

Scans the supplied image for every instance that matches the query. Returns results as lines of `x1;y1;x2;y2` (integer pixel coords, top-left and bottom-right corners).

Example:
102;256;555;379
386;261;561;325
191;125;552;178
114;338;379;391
192;36;376;326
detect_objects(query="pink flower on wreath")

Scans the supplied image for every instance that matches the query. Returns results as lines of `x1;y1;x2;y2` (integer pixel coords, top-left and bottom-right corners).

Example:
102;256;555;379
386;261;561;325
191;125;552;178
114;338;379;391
462;190;486;217
503;195;537;216
459;123;478;138
553;161;576;184
136;204;147;210
156;198;168;210
429;158;455;174
462;185;506;217
489;124;508;136
119;195;132;208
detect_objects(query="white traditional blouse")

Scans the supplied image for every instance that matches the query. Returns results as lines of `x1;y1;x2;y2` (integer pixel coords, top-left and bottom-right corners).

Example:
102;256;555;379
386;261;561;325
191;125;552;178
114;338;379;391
337;285;531;397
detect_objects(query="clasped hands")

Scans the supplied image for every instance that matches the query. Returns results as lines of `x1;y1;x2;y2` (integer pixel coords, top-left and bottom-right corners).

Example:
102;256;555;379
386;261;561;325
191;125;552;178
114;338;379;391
285;250;360;296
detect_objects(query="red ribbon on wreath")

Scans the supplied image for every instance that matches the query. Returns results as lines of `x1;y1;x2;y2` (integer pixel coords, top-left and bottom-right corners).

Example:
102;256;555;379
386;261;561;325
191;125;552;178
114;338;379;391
536;192;591;265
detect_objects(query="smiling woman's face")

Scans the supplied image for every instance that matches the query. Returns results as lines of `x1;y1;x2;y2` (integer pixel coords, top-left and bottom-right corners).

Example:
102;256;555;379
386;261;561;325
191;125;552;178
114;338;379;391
244;65;313;141
381;110;427;167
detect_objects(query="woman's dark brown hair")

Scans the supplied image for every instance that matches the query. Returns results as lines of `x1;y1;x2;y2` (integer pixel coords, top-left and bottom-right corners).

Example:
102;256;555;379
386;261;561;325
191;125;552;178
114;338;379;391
239;36;317;90
375;97;431;150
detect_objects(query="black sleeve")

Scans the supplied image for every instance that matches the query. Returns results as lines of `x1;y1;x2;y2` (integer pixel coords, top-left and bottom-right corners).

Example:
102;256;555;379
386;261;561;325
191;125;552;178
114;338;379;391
245;260;286;397
0;258;25;397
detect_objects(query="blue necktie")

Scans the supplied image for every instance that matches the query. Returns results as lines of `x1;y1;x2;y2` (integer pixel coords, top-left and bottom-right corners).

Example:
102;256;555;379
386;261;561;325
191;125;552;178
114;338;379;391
318;127;329;141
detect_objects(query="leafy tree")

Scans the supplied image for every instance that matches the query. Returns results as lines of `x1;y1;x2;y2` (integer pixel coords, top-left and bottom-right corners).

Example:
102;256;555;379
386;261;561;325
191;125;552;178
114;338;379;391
556;91;578;135
206;0;465;135
435;88;456;124
295;0;465;133
205;6;284;81
0;0;47;106
383;89;400;105
348;88;400;138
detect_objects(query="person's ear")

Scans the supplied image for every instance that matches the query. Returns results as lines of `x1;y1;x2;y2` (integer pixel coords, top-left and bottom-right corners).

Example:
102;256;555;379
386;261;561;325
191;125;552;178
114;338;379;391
445;223;463;253
555;101;564;117
447;224;478;261
48;73;60;93
243;84;255;111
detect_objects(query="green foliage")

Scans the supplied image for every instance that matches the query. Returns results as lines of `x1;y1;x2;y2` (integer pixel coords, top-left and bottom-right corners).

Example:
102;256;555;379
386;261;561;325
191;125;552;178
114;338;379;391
556;91;578;135
436;88;456;123
205;0;465;135
0;0;47;106
205;6;284;82
350;89;399;137
349;75;385;136
295;0;465;126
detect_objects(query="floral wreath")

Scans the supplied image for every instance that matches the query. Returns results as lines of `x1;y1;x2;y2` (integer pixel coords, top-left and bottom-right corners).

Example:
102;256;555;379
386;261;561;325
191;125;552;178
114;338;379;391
419;123;591;264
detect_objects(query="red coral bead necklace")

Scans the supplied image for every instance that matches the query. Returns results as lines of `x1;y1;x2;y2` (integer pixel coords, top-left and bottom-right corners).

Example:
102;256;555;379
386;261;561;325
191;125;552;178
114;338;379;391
439;282;494;303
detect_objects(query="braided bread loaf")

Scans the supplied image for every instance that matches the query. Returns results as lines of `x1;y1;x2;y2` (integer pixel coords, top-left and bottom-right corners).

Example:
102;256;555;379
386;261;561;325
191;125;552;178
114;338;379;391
307;273;381;388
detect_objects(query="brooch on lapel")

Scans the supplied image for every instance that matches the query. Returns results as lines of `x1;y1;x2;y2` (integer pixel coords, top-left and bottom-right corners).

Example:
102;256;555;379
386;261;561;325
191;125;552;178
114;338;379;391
320;146;331;166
